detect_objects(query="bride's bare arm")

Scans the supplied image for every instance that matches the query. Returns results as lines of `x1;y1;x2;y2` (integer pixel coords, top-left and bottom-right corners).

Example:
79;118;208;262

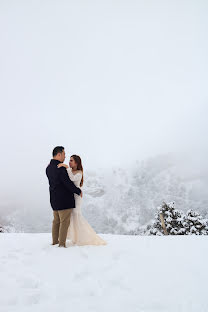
57;163;69;169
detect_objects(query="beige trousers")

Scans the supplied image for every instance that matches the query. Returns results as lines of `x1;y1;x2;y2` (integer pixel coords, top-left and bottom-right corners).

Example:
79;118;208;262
52;209;72;247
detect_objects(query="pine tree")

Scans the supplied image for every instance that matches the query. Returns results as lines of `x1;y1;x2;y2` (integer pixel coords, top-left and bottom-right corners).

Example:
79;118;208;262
183;209;208;235
145;202;208;235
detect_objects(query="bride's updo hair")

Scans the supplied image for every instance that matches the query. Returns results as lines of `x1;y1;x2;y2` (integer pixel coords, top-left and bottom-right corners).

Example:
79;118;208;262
71;155;84;187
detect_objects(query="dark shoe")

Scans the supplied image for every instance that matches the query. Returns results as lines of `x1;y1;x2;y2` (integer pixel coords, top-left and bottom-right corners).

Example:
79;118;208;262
51;242;59;245
58;244;66;248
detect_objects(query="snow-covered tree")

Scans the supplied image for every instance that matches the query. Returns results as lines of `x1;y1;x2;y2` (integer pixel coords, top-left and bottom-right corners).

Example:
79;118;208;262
183;209;208;235
144;202;208;235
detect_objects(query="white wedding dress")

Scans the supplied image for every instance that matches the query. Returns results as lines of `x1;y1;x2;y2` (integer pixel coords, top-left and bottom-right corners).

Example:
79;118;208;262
66;168;106;246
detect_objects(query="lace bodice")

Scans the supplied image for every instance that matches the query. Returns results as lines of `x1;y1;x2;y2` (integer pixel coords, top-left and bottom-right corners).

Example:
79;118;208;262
66;167;82;188
67;167;82;213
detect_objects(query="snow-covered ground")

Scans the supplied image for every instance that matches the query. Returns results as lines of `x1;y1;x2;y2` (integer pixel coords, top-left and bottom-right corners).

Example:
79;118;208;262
0;233;208;312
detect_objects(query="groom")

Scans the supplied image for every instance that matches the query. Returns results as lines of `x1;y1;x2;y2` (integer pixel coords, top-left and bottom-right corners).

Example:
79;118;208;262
46;146;82;247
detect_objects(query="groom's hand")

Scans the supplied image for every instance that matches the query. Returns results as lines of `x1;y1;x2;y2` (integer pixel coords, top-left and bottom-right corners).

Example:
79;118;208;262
80;190;83;198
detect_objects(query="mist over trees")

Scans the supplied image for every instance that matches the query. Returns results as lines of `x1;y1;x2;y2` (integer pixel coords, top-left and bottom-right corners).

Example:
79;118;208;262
1;153;207;234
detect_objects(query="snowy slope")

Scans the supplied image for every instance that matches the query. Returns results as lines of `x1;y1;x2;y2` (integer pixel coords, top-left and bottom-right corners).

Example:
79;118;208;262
0;233;208;312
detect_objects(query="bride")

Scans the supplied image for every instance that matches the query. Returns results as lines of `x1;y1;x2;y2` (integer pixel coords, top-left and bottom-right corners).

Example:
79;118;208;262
57;155;106;246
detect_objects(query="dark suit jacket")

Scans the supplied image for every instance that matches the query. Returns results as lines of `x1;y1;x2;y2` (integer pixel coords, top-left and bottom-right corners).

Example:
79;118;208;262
46;159;81;210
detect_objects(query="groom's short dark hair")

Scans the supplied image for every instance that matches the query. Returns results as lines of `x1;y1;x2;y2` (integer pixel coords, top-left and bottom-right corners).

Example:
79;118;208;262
53;146;64;157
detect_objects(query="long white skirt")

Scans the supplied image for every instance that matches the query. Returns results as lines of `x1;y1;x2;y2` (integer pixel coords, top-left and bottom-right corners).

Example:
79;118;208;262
66;194;106;246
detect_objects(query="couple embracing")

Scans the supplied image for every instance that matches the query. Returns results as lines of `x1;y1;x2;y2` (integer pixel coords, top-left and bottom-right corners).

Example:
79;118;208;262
46;146;106;248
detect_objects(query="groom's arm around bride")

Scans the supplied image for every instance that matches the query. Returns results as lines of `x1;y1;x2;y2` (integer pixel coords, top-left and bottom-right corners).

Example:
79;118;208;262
59;165;82;197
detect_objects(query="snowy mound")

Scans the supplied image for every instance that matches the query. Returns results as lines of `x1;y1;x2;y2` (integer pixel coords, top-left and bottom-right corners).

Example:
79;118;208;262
0;233;208;312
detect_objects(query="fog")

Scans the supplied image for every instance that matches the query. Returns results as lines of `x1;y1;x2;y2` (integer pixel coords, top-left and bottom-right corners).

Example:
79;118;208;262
0;0;207;232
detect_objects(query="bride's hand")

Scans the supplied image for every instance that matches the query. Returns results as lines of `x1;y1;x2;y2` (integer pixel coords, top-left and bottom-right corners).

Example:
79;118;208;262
57;163;69;169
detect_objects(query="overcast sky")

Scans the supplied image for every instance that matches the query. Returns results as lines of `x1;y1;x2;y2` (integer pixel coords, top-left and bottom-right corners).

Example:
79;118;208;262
0;0;208;197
